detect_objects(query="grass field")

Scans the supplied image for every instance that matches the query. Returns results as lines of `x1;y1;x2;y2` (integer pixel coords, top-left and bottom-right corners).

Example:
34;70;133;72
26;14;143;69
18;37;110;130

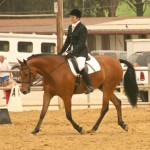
116;2;150;17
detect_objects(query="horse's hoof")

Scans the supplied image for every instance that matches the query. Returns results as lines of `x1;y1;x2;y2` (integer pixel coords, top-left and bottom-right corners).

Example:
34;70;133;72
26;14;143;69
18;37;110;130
31;129;39;135
30;133;36;136
124;124;128;132
31;131;37;135
87;130;96;134
80;128;87;135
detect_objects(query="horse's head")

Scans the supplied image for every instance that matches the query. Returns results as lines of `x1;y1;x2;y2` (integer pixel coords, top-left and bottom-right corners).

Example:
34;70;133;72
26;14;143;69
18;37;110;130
17;59;37;94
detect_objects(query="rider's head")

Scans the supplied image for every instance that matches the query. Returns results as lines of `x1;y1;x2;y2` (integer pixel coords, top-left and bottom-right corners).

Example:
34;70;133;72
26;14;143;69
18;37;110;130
70;9;81;24
70;9;81;18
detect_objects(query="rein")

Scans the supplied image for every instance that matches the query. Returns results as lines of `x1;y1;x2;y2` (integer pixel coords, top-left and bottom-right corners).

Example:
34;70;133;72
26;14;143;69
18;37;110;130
17;66;33;85
31;75;42;86
18;59;67;86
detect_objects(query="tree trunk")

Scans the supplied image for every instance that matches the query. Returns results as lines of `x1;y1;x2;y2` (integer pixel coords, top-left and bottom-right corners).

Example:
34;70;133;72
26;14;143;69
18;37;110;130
97;0;107;17
108;0;119;17
136;0;143;16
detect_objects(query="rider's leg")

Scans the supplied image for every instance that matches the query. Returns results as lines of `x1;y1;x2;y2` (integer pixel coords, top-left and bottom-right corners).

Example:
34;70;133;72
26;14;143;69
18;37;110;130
76;57;94;94
80;68;94;94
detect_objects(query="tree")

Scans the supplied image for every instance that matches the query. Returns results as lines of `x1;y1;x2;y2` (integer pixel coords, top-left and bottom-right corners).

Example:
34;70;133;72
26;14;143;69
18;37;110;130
93;0;120;17
0;0;54;14
122;0;148;16
63;0;85;17
108;0;120;17
1;0;148;17
63;0;120;17
0;0;13;13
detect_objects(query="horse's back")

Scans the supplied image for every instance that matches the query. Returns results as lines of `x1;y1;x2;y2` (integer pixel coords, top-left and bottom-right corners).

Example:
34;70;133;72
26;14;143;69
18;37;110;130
95;55;123;82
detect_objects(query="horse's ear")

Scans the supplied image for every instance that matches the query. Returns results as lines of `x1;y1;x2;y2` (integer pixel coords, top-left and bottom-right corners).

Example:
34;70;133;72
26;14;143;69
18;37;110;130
23;59;27;66
17;59;23;66
17;59;27;67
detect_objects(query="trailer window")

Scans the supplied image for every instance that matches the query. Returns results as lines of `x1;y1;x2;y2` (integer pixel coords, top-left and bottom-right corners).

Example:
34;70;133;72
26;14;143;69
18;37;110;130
41;43;56;54
18;42;33;53
0;41;9;52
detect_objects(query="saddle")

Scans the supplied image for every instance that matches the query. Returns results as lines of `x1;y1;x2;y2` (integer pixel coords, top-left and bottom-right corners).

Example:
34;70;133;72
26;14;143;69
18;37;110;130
69;57;81;93
69;57;88;74
68;55;101;93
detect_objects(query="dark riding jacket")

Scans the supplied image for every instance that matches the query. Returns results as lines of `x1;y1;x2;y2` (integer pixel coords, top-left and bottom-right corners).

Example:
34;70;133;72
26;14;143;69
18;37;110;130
60;22;88;59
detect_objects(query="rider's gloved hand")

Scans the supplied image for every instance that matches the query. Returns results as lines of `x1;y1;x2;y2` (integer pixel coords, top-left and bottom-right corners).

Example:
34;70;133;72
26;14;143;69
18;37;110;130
57;51;62;55
65;53;73;59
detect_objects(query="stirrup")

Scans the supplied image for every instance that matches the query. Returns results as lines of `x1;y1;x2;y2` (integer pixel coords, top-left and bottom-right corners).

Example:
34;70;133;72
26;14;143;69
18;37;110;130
85;86;94;94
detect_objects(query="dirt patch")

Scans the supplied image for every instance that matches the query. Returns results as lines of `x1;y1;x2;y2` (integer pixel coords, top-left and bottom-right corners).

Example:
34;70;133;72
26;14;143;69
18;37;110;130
0;107;150;150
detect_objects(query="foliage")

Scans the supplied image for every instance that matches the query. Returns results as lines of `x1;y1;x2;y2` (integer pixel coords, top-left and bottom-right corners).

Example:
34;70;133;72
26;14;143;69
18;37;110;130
0;0;54;14
121;0;148;16
0;0;149;17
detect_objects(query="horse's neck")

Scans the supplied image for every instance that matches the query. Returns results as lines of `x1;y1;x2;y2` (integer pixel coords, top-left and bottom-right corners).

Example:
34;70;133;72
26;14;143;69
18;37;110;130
28;56;65;75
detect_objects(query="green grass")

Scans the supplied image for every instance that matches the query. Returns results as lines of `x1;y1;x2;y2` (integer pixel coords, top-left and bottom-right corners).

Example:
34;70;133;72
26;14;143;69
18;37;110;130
144;5;150;16
116;2;150;17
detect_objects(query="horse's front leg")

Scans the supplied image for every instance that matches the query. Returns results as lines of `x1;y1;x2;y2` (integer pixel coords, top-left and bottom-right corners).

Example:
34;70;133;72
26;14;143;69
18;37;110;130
31;92;53;135
62;95;86;134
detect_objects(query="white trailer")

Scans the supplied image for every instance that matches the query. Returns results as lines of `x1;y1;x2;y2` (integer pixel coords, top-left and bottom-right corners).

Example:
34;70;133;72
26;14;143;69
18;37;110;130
126;39;150;58
0;33;66;65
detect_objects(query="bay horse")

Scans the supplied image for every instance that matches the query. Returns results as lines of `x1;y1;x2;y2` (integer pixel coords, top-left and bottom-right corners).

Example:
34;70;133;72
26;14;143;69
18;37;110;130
17;54;138;135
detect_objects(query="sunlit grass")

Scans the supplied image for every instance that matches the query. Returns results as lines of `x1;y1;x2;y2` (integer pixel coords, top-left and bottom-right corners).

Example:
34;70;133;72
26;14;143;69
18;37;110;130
116;2;150;17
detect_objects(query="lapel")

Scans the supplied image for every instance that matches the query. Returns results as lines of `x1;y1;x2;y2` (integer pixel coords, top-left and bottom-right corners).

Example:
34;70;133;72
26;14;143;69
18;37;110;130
72;22;81;33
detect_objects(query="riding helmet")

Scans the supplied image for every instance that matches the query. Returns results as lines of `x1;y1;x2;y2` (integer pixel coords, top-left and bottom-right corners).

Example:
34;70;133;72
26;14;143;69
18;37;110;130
70;9;81;18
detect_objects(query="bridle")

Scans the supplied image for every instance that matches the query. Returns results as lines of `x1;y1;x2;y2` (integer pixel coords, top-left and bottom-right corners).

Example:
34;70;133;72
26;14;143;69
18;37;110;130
18;58;66;87
17;65;35;86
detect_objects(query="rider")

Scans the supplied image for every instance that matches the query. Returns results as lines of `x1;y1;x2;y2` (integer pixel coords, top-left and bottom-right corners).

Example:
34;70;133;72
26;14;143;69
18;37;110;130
58;8;94;94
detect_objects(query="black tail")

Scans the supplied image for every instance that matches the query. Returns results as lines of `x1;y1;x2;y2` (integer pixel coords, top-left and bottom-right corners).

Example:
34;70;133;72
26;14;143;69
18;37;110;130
120;59;139;107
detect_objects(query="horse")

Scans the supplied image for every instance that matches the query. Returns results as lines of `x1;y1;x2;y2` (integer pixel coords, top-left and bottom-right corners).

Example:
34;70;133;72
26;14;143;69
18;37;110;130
17;54;138;135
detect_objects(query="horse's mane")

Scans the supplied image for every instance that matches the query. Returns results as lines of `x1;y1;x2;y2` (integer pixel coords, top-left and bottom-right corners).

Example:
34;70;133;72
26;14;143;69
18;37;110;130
27;54;56;61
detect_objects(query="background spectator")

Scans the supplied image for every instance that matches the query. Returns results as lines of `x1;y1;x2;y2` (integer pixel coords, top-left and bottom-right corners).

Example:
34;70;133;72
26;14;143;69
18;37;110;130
0;55;12;99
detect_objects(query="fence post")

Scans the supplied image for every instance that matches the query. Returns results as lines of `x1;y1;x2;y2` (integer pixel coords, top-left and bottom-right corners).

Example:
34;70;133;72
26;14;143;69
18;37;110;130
87;94;90;108
148;64;150;103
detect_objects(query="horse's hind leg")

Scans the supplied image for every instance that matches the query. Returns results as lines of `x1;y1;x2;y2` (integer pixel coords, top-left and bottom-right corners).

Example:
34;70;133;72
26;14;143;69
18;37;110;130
89;90;110;132
62;95;86;134
110;93;128;131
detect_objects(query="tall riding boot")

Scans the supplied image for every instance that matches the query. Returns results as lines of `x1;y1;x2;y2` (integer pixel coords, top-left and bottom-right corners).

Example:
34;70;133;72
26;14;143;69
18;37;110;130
80;68;94;94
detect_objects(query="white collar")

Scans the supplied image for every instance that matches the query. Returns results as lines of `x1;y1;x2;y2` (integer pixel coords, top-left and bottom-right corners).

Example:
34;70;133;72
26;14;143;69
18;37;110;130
72;21;80;28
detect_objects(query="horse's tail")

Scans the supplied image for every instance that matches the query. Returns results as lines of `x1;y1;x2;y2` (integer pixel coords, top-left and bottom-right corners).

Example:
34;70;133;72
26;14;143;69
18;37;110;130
119;59;139;107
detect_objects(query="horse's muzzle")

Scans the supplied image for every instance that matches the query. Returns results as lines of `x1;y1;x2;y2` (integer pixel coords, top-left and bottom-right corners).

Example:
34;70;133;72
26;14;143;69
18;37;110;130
20;86;30;95
21;89;31;94
22;90;28;95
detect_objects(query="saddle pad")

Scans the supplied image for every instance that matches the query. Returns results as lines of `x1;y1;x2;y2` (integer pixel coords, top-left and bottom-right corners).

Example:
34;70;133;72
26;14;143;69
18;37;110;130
68;55;101;76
